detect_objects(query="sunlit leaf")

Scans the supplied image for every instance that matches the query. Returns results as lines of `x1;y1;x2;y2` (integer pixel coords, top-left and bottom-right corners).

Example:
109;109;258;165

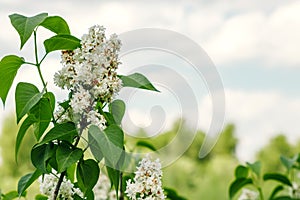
40;16;70;34
9;13;48;49
44;34;80;53
15;82;43;123
0;55;24;105
119;73;159;92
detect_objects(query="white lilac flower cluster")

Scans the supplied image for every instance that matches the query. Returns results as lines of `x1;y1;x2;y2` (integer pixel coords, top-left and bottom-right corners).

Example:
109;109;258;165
238;189;259;200
54;25;122;129
125;155;166;200
93;174;117;200
39;173;84;200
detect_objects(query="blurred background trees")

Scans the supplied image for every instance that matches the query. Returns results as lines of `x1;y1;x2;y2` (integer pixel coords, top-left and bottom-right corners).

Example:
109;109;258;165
0;114;299;199
0;115;37;198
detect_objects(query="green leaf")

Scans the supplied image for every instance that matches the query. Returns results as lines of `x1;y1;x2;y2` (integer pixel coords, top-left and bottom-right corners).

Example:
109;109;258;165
2;191;18;200
118;73;159;92
102;112;116;126
56;143;83;172
15;114;37;162
164;187;187;200
15;82;43;123
43;92;55;113
30;97;53;140
40;16;70;34
18;170;42;197
44;34;81;53
9;13;48;49
235;165;249;179
269;185;284;200
66;163;76;183
272;196;293;200
229;178;253;199
263;173;292;186
31;143;55;173
280;155;298;171
136;141;157;151
39;122;77;145
35;194;48;200
88;132;103;161
59;100;70;110
106;165;119;199
246;161;261;177
74;194;88;200
0;55;24;105
88;125;124;167
76;159;100;193
109;99;125;125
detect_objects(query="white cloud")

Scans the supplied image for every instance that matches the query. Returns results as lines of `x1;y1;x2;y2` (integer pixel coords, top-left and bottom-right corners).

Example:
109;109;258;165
0;0;299;163
199;89;300;161
203;1;300;67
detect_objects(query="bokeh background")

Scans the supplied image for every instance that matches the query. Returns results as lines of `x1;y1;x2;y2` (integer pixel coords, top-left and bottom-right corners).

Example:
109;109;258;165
0;0;299;199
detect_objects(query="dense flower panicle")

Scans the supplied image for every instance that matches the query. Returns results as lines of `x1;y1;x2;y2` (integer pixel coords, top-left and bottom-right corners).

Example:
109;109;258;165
238;189;259;200
39;172;84;200
53;25;122;129
93;174;117;200
125;155;166;200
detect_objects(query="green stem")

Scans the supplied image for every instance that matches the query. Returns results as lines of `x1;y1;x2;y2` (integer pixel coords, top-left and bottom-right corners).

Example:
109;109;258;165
119;172;124;200
34;30;47;88
39;53;48;65
33;30;57;125
23;61;36;66
258;187;264;200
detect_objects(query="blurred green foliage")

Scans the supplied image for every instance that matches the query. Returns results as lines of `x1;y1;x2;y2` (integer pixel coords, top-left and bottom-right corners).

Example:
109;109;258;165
0;115;299;199
0;115;38;199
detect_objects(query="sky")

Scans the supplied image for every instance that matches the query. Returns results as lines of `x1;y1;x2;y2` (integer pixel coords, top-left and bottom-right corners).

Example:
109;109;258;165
0;0;300;161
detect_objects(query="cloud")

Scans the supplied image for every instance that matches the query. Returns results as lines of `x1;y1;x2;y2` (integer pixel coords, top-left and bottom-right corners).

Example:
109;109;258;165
203;1;300;67
199;89;300;161
0;0;299;163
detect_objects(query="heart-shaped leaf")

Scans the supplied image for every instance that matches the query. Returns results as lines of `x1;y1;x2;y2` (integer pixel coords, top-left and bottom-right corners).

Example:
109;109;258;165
9;13;48;49
77;159;99;193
